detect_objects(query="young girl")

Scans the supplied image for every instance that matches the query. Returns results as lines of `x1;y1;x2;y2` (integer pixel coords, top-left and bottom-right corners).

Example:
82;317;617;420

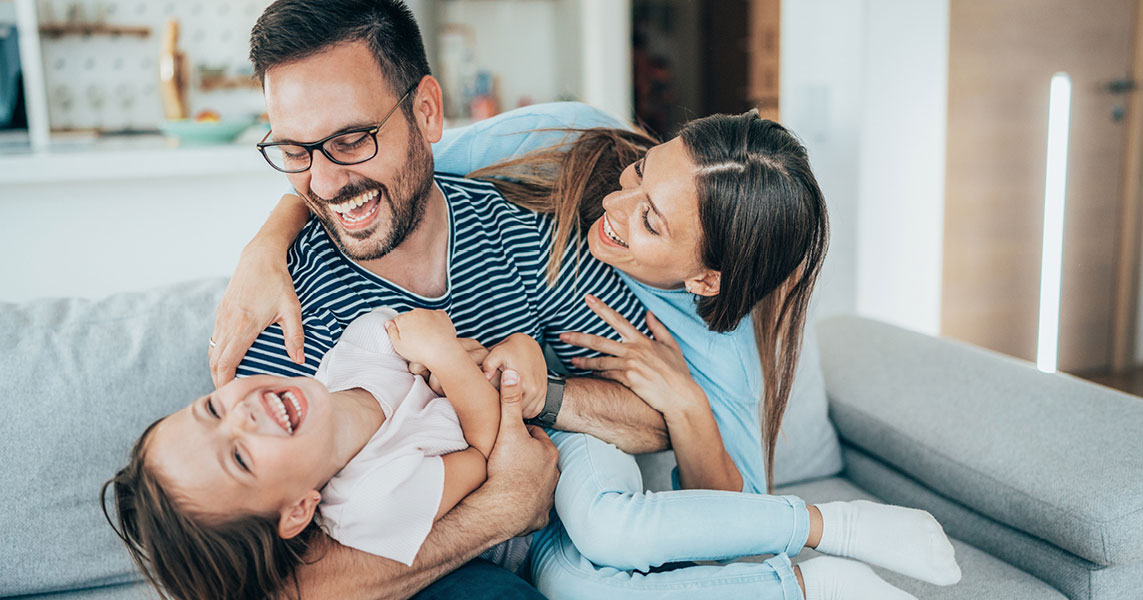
103;307;540;599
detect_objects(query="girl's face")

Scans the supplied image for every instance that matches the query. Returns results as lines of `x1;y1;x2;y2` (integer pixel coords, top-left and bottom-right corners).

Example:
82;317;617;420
147;374;339;521
586;136;718;292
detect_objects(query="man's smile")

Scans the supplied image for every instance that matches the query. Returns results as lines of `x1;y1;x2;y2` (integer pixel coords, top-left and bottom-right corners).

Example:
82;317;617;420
329;189;382;230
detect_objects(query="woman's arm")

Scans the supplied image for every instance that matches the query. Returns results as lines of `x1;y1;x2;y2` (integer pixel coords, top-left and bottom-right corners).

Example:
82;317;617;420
252;192;311;250
209;193;312;385
659;389;744;491
561;295;744;492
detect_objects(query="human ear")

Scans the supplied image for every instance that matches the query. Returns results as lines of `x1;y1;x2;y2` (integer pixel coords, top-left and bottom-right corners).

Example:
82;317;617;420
684;270;721;297
409;75;445;144
278;491;321;539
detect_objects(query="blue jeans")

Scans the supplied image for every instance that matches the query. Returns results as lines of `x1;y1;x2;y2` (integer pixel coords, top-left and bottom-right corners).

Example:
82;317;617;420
411;558;543;599
528;431;809;600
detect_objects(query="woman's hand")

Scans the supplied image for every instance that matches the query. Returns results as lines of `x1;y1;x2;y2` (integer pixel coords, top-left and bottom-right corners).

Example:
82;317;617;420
210;241;304;386
482;333;548;419
560;294;707;419
563;294;744;492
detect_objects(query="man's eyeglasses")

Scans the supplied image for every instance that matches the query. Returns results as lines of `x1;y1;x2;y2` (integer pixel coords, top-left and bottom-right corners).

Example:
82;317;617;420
256;83;419;174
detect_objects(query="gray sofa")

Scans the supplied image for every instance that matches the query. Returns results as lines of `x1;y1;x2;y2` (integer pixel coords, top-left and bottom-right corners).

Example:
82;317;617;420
2;278;1140;599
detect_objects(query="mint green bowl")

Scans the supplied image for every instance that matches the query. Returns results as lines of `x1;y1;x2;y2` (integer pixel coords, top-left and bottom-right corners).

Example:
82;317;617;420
159;119;254;145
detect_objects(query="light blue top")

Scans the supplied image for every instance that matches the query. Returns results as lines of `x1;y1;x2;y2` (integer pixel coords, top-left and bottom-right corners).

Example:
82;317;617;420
615;273;766;494
430;102;768;494
433;102;627;176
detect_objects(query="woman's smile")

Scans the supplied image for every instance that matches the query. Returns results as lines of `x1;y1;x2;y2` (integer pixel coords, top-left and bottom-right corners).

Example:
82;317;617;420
599;213;629;248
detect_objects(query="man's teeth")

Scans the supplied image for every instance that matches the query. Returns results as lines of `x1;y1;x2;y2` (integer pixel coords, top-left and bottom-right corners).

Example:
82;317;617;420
330;189;380;214
603;215;628;247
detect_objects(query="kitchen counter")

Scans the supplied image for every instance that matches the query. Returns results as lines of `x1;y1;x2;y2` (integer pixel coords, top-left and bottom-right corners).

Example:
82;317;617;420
0;133;270;185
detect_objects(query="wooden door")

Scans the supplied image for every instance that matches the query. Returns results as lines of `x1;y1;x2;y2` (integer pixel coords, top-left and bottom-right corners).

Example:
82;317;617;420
942;0;1137;372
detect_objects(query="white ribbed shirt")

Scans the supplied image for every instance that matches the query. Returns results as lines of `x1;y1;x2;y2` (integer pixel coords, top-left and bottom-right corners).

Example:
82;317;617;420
315;308;469;566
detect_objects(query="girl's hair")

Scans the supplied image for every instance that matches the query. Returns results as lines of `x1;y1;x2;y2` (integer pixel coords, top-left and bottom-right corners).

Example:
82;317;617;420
101;418;325;600
471;111;829;492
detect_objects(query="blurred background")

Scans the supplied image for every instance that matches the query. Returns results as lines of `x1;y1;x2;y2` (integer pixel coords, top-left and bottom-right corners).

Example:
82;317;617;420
2;0;1141;396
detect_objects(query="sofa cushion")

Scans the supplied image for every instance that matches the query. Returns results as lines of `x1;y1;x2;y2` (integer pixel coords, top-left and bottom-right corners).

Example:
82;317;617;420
776;476;1069;600
817;316;1143;567
841;443;1142;600
0;279;224;596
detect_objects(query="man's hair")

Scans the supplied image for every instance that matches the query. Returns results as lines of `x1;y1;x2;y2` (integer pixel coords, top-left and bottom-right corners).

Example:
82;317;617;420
250;0;430;113
102;418;325;600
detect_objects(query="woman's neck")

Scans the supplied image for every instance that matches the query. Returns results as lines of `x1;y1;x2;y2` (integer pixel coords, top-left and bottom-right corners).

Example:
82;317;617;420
327;388;386;469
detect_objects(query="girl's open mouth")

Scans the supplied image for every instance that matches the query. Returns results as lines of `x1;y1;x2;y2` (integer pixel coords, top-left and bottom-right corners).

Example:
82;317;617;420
260;387;308;435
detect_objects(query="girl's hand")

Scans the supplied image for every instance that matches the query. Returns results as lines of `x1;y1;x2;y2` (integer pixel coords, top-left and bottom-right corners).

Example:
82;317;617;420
210;241;304;386
482;333;548;419
560;294;707;418
386;309;461;368
408;337;489;396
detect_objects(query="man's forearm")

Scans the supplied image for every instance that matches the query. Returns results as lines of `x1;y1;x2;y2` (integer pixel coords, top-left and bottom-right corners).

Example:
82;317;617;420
555;376;670;453
294;490;509;600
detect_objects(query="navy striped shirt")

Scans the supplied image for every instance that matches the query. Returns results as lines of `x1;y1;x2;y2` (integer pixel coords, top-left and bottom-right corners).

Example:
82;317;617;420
237;173;647;378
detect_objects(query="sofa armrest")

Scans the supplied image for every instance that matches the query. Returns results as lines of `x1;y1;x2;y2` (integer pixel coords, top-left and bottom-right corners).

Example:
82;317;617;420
816;316;1143;567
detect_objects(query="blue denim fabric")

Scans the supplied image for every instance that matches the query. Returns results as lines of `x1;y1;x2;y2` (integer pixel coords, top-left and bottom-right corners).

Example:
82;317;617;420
411;558;544;600
527;431;809;599
530;520;802;600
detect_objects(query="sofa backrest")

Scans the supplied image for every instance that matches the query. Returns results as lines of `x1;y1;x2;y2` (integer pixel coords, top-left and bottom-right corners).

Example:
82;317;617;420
817;315;1143;567
0;279;224;596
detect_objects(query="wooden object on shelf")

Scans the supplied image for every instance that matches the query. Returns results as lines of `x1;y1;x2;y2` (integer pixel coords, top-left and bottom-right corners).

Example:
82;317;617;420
38;23;150;38
158;19;187;120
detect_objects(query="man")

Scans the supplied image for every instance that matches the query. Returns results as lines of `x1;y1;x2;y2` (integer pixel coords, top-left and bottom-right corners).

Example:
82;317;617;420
219;1;669;597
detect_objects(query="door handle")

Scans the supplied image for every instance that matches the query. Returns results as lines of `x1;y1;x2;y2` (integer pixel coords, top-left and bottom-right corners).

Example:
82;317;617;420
1103;78;1137;94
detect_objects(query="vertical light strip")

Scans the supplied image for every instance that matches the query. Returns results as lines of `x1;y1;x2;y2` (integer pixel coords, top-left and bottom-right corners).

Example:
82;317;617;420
1037;73;1073;373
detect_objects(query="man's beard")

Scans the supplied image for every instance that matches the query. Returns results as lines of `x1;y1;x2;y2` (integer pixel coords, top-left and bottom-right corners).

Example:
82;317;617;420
306;131;434;262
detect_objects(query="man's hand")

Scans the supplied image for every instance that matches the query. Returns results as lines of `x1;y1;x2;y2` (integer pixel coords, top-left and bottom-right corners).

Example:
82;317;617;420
481;370;559;537
482;333;548;418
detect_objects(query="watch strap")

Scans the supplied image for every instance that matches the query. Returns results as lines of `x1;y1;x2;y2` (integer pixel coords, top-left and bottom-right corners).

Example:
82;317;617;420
526;374;565;428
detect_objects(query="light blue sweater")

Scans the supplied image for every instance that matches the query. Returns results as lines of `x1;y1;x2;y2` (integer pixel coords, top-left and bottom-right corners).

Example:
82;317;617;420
431;102;768;494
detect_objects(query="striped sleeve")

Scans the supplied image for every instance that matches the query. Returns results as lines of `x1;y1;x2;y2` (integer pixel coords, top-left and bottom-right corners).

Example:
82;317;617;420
235;309;340;378
532;222;649;374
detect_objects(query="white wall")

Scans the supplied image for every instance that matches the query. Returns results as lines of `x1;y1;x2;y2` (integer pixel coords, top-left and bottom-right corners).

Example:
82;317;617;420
855;0;948;335
1;171;282;302
782;0;949;335
781;0;866;320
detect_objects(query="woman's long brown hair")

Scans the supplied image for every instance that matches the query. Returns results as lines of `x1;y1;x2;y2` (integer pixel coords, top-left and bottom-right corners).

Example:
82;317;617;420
470;112;828;492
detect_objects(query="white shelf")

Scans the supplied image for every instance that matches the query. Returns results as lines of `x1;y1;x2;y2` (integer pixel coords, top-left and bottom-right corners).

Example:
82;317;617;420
0;136;271;184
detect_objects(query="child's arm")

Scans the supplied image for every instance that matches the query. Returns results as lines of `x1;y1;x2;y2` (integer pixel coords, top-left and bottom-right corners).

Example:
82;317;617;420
435;448;488;520
386;309;500;459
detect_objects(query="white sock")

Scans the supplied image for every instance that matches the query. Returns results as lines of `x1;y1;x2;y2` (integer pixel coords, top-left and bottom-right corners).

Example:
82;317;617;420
798;556;917;600
813;500;962;586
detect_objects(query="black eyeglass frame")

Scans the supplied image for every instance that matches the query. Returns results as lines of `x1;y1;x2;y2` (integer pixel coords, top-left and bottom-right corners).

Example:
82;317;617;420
256;82;419;174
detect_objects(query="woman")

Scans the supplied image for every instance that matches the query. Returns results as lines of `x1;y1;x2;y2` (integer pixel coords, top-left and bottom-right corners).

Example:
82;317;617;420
210;110;959;599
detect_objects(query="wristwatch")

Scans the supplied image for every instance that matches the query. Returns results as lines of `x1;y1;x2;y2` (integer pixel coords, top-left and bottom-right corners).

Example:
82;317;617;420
526;373;566;428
